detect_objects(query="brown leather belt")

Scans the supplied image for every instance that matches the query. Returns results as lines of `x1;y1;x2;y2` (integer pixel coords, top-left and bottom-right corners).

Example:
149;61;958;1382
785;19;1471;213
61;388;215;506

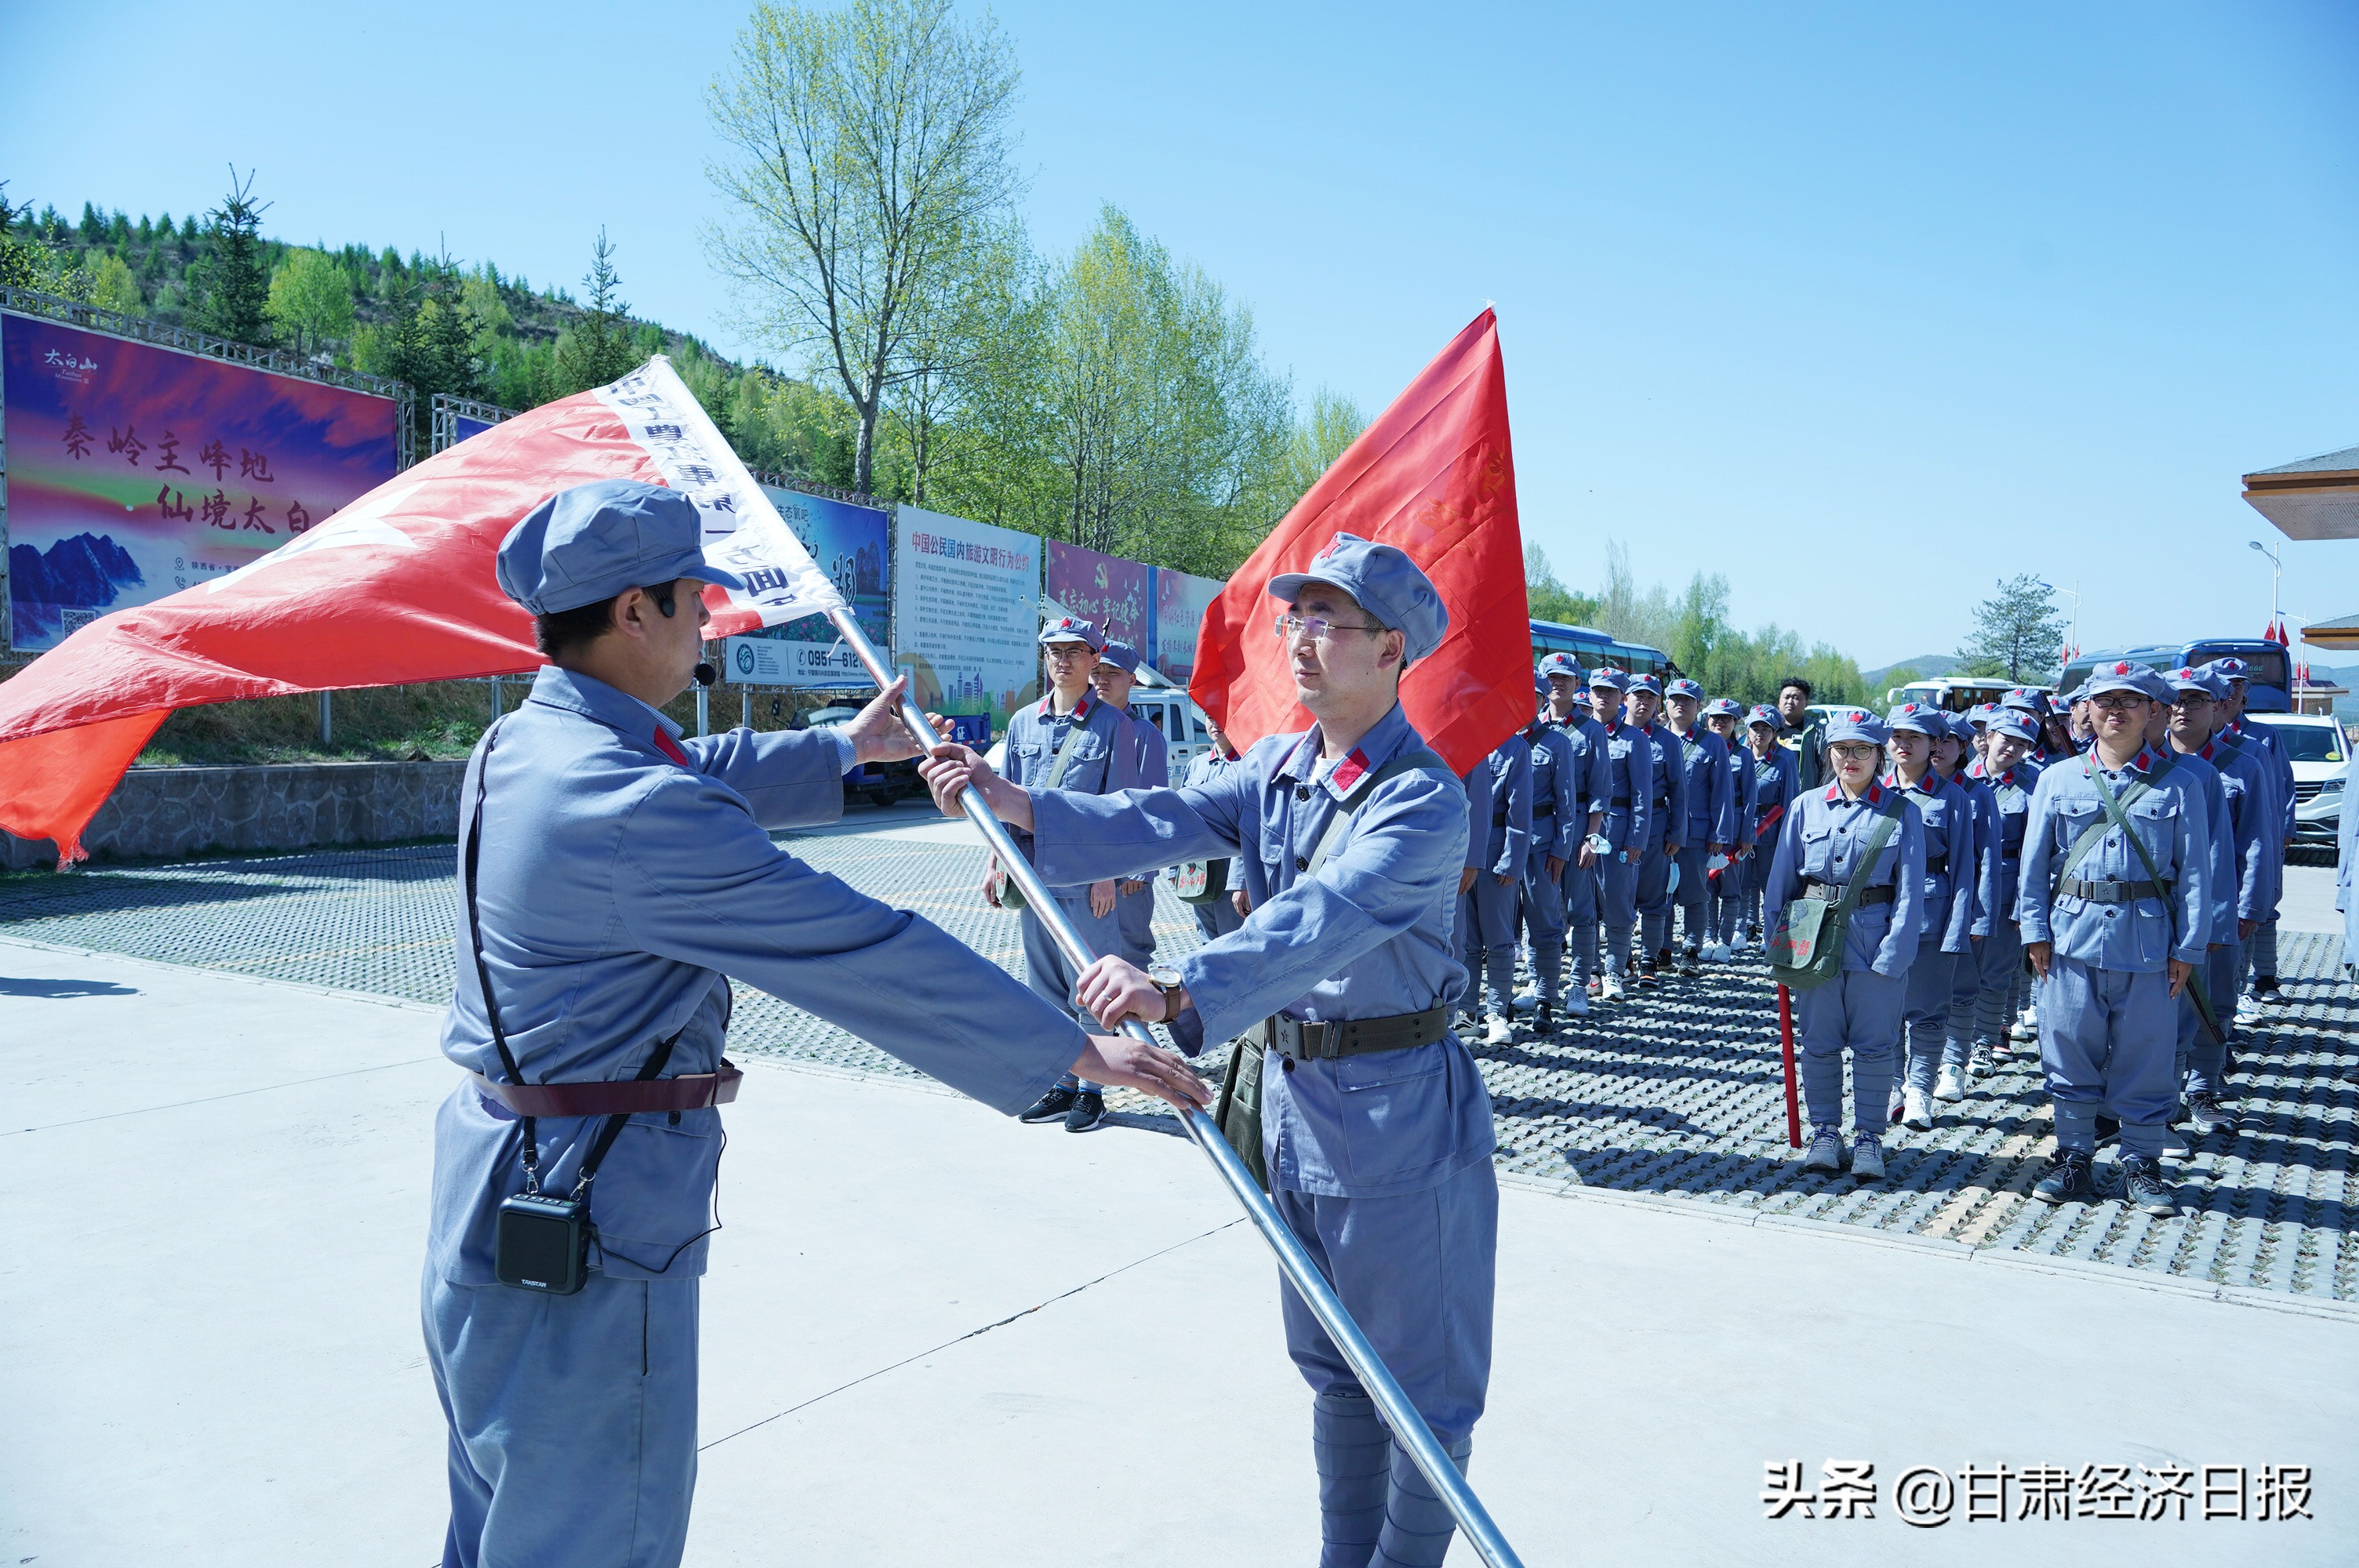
1262;1007;1448;1062
471;1059;743;1117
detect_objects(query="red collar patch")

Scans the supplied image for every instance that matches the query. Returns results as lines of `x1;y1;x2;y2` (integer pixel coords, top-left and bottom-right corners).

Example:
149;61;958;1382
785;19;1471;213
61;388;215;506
1040;693;1094;720
1330;746;1372;792
653;728;692;768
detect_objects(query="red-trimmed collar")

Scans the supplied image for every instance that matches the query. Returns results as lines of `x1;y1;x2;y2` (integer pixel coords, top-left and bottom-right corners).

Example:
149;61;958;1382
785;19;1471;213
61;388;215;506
1329;746;1374;791
1823;781;1885;805
1038;691;1095;721
1881;768;1939;797
2087;744;2161;776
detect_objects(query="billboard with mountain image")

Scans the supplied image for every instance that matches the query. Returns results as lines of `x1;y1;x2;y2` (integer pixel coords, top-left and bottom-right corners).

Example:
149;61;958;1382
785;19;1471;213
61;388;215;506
3;311;400;651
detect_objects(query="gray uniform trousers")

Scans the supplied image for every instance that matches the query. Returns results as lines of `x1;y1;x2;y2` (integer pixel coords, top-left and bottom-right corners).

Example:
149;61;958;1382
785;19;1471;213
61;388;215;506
426;1273;699;1568
1795;967;1904;1136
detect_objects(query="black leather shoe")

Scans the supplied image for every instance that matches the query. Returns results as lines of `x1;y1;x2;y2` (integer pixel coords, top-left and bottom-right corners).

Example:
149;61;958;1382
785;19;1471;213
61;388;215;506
1020;1086;1078;1124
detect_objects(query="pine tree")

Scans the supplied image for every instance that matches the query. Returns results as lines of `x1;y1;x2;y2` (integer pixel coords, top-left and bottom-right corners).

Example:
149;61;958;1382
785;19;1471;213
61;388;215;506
1957;574;2067;684
189;167;274;348
553;228;640;394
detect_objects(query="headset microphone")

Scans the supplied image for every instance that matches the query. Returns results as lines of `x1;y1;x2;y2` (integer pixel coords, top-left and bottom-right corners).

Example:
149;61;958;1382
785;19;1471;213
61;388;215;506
693;662;718;688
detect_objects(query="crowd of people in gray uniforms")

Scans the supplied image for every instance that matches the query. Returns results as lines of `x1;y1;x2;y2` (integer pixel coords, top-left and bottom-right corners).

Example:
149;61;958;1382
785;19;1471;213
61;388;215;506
1438;655;2297;1210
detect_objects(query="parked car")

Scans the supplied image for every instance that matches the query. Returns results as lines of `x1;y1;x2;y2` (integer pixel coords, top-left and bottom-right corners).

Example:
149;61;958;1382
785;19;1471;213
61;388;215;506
2246;712;2350;847
1884;677;2038;712
801;704;921;808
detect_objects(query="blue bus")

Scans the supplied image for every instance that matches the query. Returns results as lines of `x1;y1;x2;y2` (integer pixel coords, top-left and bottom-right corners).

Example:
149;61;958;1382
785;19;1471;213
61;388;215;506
1529;618;1673;678
2059;638;2290;713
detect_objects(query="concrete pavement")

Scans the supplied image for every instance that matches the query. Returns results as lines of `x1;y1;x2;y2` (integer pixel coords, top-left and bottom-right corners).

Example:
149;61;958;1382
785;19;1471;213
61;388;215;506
3;935;2353;1566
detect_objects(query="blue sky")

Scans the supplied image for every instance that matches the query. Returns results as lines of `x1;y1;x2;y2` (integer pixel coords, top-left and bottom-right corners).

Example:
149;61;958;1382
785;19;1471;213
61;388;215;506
8;0;2357;669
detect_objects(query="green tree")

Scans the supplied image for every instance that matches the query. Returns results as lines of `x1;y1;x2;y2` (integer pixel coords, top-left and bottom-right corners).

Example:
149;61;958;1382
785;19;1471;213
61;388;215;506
188;167;274;347
707;0;1025;494
88;251;142;313
551;228;639;394
1957;573;2066;683
266;248;356;356
1025;206;1292;577
1525;544;1600;626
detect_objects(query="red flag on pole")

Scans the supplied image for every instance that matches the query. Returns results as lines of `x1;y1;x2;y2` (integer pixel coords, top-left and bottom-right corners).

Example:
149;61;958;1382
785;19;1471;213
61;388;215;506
0;358;846;862
1188;310;1527;777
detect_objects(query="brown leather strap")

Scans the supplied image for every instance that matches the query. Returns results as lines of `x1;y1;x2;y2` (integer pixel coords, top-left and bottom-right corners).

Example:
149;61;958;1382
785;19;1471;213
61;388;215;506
1261;1007;1448;1062
471;1059;743;1117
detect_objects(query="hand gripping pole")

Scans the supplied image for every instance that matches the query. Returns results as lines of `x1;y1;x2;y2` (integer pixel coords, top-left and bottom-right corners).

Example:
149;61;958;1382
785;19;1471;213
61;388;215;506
648;360;1525;1565
827;612;1527;1568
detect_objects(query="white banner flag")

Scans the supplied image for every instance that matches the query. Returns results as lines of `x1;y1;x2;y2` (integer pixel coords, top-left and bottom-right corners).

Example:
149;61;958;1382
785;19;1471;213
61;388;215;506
594;357;846;630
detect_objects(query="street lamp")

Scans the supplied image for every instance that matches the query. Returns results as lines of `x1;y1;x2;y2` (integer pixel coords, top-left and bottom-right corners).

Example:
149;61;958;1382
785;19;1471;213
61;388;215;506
2250;540;2282;633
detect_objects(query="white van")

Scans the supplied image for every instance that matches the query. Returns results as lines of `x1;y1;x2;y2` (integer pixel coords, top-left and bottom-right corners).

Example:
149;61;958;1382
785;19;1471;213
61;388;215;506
1122;685;1212;776
983;686;1213;779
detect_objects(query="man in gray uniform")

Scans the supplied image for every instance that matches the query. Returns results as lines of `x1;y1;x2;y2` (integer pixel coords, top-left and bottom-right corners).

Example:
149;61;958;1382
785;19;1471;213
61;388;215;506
922;533;1494;1568
1092;637;1169;971
1004;615;1132;1133
1174;717;1250;942
429;480;1203;1568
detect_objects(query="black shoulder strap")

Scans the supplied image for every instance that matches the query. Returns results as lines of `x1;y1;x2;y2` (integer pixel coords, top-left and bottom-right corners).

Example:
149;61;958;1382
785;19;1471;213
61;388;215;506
463;715;682;1198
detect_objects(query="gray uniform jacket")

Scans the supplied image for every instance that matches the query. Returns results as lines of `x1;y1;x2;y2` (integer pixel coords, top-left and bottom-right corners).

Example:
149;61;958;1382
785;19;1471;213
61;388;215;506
1026;701;1493;1199
2016;746;2212;971
430;667;1082;1285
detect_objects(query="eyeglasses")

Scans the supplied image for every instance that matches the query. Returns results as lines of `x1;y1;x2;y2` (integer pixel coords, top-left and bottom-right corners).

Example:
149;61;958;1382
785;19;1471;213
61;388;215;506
1043;644;1094;662
2091;695;2146;714
1273;612;1387;643
1829;742;1881;762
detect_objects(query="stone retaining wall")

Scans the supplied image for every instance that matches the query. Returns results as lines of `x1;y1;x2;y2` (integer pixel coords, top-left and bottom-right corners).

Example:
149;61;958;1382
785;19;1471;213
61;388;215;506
2;760;467;869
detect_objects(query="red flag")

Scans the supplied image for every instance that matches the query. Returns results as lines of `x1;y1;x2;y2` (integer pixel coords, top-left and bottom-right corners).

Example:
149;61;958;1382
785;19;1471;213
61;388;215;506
1189;310;1526;776
0;358;844;862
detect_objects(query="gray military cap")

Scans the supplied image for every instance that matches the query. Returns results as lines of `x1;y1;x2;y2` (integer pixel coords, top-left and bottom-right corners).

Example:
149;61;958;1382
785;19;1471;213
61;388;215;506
497;479;747;615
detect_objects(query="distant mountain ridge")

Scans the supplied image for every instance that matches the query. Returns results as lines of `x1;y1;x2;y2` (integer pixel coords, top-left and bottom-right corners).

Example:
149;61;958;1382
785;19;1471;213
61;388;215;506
9;533;144;638
1863;653;1965;688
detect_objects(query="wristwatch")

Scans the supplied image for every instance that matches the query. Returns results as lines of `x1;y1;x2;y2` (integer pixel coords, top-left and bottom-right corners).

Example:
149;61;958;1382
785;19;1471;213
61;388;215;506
1147;964;1186;1022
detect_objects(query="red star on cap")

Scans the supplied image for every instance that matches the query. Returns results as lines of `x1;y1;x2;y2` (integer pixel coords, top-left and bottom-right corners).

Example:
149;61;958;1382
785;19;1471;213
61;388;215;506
2112;661;2130;675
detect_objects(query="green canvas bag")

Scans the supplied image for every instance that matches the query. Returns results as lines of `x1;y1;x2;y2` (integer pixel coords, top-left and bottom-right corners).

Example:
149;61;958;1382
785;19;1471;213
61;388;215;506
1768;791;1906;990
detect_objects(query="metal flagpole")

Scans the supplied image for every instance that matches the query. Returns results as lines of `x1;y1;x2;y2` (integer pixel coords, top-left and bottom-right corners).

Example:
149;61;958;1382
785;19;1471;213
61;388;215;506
820;604;1527;1568
644;358;1523;1566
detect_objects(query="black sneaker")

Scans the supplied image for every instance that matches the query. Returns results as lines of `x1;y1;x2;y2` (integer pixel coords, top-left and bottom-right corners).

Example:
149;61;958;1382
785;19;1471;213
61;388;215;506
2093;1115;2121;1148
2030;1149;2096;1204
2120;1156;2178;1215
2186;1092;2242;1136
1020;1086;1078;1124
1533;1003;1553;1034
2253;977;2284;1004
1637;959;1662;989
1063;1089;1106;1133
1677;943;1702;977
